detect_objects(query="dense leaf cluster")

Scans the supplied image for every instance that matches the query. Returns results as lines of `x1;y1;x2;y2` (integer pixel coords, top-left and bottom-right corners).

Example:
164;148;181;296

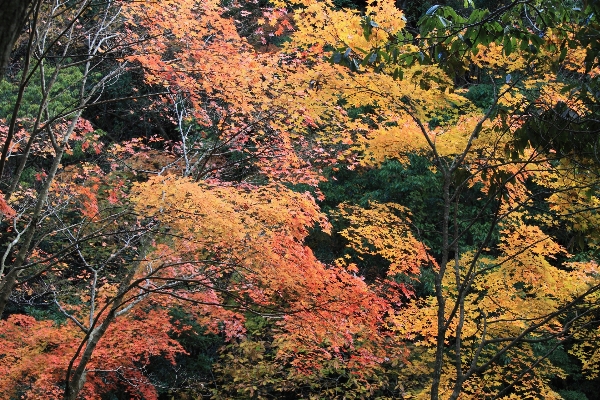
2;0;600;399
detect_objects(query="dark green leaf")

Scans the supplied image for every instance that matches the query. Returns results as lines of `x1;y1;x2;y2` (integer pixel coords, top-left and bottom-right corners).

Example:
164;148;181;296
426;5;440;16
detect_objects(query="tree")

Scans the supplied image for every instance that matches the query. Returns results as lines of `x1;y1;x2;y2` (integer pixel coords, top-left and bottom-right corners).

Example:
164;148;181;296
121;0;350;186
5;0;600;398
0;0;135;318
0;1;407;398
0;0;36;74
280;0;600;398
0;1;182;397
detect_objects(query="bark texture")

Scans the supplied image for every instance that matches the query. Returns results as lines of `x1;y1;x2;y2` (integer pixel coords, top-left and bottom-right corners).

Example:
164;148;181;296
0;0;34;74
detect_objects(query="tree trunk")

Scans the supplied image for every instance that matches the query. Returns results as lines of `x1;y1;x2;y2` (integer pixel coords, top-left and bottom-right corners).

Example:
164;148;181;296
0;0;35;75
0;110;82;317
430;175;452;400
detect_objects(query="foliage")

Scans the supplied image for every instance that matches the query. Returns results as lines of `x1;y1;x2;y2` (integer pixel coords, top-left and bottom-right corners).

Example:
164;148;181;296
0;66;85;122
2;0;600;399
0;309;184;400
281;0;600;398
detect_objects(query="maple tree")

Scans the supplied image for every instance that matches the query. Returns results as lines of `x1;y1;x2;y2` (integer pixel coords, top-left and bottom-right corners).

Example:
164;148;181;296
0;0;36;74
0;1;184;398
0;1;405;398
3;0;600;399
0;0;140;317
278;0;600;398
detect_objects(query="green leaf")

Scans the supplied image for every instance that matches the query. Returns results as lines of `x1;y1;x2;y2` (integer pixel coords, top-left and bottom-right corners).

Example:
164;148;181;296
438;15;448;28
520;38;529;51
378;50;390;62
426;5;440;16
559;45;568;63
392;68;403;80
504;35;512;56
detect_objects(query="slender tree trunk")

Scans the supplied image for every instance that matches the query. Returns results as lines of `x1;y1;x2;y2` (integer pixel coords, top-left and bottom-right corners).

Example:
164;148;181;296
0;0;35;75
65;312;117;400
0;110;82;317
63;240;147;400
0;268;18;315
431;174;452;400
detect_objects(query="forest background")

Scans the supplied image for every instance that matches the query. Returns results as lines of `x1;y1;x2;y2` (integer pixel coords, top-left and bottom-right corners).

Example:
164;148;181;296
1;0;600;399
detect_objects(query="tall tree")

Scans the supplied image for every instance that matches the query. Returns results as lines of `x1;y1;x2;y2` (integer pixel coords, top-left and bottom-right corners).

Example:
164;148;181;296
282;0;600;398
0;0;36;75
0;0;133;317
0;1;405;398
